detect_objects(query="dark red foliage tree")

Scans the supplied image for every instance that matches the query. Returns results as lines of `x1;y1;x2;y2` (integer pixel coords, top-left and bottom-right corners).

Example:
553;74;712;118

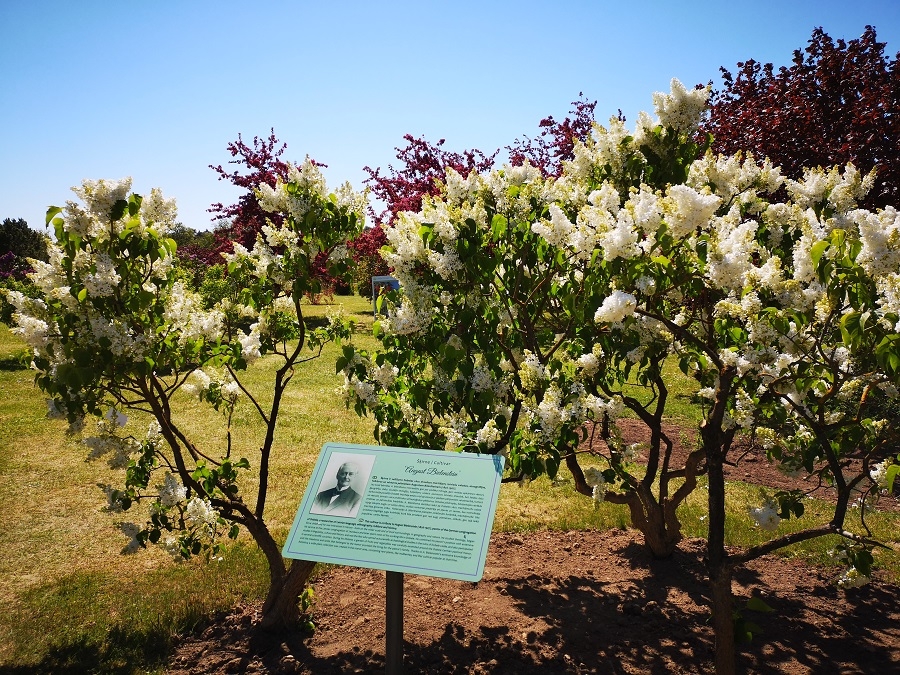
204;131;354;296
507;94;599;178
347;223;389;294
356;99;598;294
706;25;900;210
363;136;498;226
208;130;292;252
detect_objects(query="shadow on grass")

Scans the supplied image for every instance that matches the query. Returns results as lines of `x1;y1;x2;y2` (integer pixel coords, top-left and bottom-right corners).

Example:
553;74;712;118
0;623;177;675
0;352;29;371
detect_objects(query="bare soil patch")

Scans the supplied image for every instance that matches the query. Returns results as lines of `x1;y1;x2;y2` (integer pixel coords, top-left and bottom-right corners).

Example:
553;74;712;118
167;421;900;674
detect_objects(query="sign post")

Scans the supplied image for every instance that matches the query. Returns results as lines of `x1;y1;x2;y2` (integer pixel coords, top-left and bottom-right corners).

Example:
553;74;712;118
385;571;404;675
283;443;505;673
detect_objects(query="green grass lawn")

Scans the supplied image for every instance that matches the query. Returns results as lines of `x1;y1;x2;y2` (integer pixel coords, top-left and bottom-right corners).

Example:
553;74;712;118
1;294;898;674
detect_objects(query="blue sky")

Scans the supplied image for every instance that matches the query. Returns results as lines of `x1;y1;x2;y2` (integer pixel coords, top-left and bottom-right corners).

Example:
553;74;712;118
2;1;899;233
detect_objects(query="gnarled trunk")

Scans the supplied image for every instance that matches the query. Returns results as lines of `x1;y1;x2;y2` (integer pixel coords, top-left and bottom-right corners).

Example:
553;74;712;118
240;510;317;631
259;559;317;630
566;445;686;559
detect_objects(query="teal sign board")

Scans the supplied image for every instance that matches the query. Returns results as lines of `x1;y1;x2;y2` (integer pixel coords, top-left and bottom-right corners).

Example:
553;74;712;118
282;443;505;582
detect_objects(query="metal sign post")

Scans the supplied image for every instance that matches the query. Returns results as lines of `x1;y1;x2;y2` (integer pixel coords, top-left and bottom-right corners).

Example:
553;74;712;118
385;571;404;674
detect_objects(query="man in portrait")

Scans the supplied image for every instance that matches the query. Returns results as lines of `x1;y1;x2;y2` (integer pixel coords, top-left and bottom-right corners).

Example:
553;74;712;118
312;461;362;516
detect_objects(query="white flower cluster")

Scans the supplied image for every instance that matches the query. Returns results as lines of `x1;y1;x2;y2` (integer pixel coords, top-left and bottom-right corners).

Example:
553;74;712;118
584;467;607;503
870;460;893;491
119;521;142;553
183;370;240;404
185;496;219;528
585;394;624;421
257;158;367;228
476;419;503;449
749;501;781;531
165;284;225;345
238;323;262;361
83;253;121;298
576;350;600;377
158;473;187;507
651;79;711;135
594;290;637;324
83;417;139;469
665;185;722;239
518;351;547;391
837;566;871;589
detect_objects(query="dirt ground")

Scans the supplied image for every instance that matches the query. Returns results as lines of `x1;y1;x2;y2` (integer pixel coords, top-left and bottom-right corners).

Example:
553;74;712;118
167;422;900;674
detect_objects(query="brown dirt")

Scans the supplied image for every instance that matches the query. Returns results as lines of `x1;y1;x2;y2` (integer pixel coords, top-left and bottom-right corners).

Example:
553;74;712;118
167;422;900;675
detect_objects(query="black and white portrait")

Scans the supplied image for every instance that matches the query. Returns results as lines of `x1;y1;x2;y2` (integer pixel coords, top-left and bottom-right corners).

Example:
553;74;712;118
309;452;374;518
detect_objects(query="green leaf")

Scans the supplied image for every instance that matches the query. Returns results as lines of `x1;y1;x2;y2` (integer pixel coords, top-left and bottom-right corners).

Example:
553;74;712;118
110;199;128;222
745;596;775;613
45;205;62;226
886;464;899;494
810;240;830;268
77;288;87;303
128;193;143;216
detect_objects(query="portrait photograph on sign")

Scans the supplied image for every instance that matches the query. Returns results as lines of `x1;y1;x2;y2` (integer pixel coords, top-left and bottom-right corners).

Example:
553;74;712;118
309;451;376;518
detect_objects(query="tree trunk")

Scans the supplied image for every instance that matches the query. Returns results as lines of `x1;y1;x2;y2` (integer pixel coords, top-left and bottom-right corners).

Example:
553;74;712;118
710;565;736;675
238;511;318;631
567;451;681;558
702;397;737;675
631;490;682;558
259;558;317;630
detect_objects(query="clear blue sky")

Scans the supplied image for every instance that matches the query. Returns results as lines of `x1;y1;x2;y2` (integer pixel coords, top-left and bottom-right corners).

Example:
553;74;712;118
2;1;899;233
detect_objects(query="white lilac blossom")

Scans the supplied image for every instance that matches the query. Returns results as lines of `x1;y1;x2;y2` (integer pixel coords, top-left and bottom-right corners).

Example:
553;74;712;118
220;379;240;402
83;253;121;298
147;420;162;441
518;351;546;391
104;407;128;427
837;566;871;589
183;369;212;397
158;473;187;507
238;324;262;361
577;352;600;377
870;461;891;490
72;178;133;223
119;521;142;553
594;291;637;324
185;497;219;528
584;467;607;503
532;204;575;248
749;502;781;531
140;187;178;228
651;79;710;136
665;185;722;239
476;420;503;449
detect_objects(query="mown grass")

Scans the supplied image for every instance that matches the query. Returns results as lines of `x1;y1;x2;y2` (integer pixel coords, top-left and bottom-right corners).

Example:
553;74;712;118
1;295;899;673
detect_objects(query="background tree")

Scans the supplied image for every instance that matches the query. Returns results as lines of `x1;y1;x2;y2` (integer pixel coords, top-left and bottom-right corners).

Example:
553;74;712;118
209;130;292;252
354;97;599;297
363;135;498;226
507;94;599;178
364;96;599;226
0;218;50;323
706;25;900;210
347;224;389;296
0;218;49;280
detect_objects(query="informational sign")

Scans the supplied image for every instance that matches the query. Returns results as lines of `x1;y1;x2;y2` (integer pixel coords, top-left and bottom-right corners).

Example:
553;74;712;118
371;275;400;317
282;443;505;582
